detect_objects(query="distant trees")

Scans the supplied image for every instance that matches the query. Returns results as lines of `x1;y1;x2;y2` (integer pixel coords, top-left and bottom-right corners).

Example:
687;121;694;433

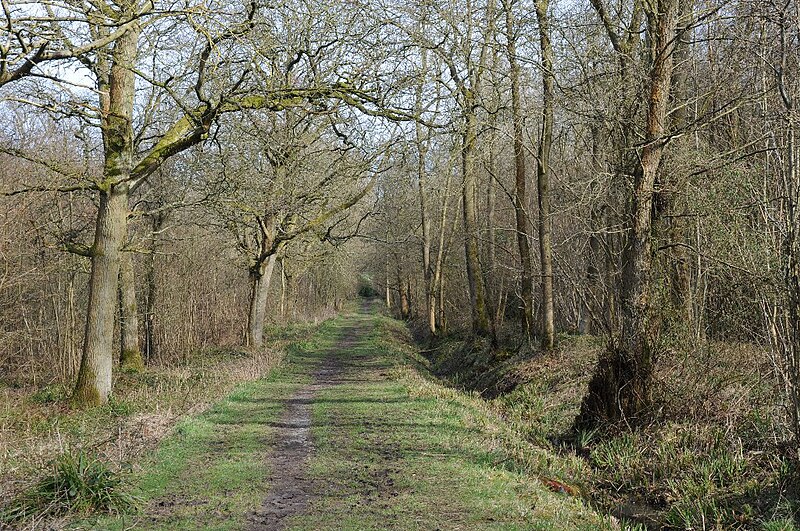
364;0;800;440
2;0;800;444
216;109;378;348
391;0;498;337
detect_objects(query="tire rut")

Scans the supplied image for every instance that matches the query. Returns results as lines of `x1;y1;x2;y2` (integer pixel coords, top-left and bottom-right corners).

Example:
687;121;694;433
248;326;360;530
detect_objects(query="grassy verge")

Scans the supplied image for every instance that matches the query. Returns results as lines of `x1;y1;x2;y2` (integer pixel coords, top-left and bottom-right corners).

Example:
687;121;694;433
68;319;339;530
424;327;800;529
62;304;624;529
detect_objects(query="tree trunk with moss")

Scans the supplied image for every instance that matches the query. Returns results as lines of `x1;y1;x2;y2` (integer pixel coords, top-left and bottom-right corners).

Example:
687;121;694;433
578;0;678;426
462;109;491;337
247;253;279;349
119;249;143;370
503;0;535;342
415;50;437;336
536;0;556;350
72;22;139;407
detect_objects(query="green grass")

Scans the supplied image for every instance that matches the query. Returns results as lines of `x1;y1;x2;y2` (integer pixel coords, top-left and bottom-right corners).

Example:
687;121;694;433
71;305;614;529
2;450;138;523
0;341;280;516
286;311;609;530
425;325;799;529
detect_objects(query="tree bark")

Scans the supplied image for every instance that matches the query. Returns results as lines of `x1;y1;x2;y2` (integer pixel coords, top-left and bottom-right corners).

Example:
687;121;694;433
397;264;412;320
247;253;279;349
664;0;694;331
462;109;491;336
415;50;437;336
385;256;392;309
119;249;143;370
579;127;604;335
72;22;139;407
784;117;800;441
73;185;130;406
536;0;555;350
279;257;287;318
775;5;800;441
432;167;454;333
144;212;163;364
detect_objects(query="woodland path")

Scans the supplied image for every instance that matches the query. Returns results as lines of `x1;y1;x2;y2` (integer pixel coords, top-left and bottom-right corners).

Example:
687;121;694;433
247;321;359;529
85;303;603;530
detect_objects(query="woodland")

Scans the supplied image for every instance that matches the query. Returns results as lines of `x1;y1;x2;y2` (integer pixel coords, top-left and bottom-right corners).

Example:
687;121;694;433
1;0;799;528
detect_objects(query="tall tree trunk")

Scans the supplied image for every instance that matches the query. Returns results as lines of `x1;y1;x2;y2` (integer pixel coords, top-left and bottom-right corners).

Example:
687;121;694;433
504;0;535;341
784;116;800;441
72;23;139;407
279;257;287;318
776;5;800;441
119;249;143;370
432;167;454;333
463;107;491;337
536;0;555;350
664;0;694;331
397;264;412;320
73;185;129;406
385;256;392;309
144;212;162;364
247;253;279;348
415;50;436;336
484;66;500;340
580;127;604;335
443;0;494;338
578;0;678;426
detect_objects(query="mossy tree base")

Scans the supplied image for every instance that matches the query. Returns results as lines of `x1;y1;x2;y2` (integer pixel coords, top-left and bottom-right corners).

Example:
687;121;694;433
70;383;105;409
575;346;652;429
120;349;145;372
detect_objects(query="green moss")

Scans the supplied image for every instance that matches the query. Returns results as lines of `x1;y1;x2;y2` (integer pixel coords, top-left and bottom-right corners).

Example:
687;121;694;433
120;350;144;373
70;372;104;409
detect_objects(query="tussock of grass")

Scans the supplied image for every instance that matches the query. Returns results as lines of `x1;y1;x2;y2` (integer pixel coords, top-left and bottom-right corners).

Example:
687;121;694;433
2;450;138;524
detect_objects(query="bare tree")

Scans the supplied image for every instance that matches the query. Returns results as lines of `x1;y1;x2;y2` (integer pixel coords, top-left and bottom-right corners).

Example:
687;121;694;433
578;0;680;426
535;0;555;350
502;0;535;342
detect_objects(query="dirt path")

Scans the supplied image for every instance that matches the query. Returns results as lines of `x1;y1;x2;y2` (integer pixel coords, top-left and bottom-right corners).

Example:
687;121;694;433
82;306;605;530
248;327;358;530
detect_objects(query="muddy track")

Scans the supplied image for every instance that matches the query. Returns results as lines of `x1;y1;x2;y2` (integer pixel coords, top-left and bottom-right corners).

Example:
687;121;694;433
248;326;361;530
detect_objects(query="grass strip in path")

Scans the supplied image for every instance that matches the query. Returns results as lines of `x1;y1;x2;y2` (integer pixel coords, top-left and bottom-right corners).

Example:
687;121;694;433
75;321;339;530
249;323;359;530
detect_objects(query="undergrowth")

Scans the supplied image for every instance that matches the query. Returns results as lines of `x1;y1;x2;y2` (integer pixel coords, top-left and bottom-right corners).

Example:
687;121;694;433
0;326;295;528
420;323;800;530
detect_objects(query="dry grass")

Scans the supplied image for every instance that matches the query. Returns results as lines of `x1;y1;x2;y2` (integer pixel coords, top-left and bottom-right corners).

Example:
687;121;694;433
0;345;283;519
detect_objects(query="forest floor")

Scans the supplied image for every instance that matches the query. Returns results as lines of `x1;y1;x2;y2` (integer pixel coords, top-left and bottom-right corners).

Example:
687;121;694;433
70;302;616;530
